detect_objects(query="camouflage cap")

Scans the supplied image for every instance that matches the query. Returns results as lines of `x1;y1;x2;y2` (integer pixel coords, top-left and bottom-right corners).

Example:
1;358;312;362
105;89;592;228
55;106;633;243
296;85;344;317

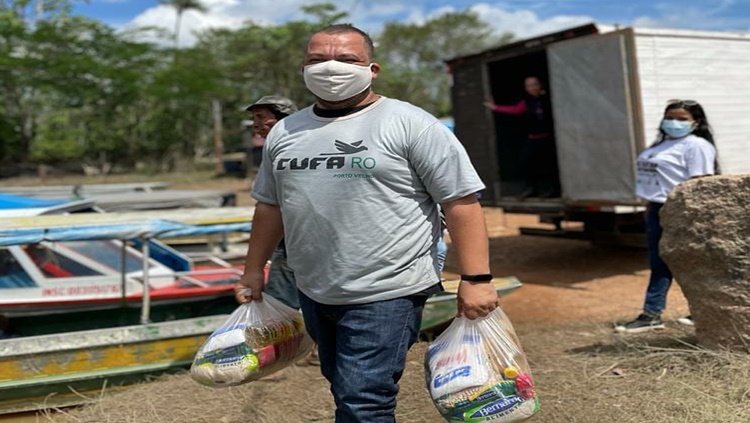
244;95;298;116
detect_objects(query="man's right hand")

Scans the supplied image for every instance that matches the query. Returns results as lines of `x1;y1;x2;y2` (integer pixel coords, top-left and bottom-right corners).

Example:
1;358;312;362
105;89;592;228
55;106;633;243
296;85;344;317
234;269;265;304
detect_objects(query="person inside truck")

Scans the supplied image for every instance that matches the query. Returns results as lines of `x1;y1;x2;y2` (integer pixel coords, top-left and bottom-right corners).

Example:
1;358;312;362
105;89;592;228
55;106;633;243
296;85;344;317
615;99;717;334
483;76;560;199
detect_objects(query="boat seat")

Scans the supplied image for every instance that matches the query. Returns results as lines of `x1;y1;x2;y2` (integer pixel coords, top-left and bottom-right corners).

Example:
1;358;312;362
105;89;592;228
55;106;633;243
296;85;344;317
39;262;74;278
24;246;75;278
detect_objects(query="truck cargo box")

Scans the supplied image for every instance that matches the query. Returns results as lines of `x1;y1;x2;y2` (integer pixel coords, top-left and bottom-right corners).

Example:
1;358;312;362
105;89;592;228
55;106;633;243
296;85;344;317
449;23;750;207
448;24;750;246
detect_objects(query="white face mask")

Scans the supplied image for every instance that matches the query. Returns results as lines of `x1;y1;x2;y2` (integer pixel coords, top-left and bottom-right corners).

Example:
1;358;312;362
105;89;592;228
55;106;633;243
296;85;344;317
303;60;373;102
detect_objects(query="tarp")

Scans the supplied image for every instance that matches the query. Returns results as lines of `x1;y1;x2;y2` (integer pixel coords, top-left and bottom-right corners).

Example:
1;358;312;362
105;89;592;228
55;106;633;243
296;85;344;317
0;193;97;218
0;193;70;210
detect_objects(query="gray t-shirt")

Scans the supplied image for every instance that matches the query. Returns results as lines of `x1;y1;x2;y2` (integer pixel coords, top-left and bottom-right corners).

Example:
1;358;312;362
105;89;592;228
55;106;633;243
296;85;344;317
252;97;485;304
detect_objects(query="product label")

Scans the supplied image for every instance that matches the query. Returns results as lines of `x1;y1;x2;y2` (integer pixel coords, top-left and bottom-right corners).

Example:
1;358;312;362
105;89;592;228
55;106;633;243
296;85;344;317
245;319;298;348
433;366;472;389
466;396;523;421
194;343;256;367
443;381;519;419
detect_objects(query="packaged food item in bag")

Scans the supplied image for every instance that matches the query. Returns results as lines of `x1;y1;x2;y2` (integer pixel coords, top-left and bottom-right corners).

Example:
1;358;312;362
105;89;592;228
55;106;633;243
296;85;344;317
190;294;313;387
425;307;539;422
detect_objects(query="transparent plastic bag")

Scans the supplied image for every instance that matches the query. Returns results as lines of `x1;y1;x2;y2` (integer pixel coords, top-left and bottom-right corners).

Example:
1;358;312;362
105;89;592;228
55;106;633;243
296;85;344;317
425;306;539;422
190;294;314;387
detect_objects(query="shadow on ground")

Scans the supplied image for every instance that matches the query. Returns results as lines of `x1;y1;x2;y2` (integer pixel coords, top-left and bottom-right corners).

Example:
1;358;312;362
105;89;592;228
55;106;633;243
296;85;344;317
444;233;648;288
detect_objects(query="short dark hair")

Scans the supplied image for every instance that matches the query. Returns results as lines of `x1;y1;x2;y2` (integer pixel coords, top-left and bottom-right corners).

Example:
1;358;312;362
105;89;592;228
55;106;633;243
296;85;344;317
315;24;374;59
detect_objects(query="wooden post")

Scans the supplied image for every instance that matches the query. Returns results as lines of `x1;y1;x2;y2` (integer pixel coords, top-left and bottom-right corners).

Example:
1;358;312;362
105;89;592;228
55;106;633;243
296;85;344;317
140;238;151;325
212;99;224;175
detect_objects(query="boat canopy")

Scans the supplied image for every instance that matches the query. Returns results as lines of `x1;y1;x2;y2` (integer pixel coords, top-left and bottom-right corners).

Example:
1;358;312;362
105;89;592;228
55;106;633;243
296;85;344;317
0;207;254;247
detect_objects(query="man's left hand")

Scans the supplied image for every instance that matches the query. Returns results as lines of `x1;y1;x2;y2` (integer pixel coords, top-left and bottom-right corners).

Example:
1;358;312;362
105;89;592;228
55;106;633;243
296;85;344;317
456;280;498;319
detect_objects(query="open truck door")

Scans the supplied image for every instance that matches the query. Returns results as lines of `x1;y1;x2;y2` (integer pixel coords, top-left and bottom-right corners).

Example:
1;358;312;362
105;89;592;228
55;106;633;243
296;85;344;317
548;29;644;205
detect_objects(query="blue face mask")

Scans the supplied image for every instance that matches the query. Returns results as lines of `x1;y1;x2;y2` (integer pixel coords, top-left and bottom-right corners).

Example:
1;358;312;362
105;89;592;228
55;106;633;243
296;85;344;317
661;119;694;138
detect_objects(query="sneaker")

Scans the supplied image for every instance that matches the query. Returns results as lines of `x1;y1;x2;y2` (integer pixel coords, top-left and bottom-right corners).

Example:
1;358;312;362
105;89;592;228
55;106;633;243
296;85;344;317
614;313;665;333
676;315;694;326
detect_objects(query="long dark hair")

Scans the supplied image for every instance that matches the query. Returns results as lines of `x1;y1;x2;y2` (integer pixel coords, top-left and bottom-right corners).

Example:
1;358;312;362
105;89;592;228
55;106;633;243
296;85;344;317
658;101;720;174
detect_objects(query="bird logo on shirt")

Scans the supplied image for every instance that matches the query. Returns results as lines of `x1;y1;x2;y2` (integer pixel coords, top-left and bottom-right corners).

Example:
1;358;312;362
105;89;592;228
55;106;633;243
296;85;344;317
321;140;368;155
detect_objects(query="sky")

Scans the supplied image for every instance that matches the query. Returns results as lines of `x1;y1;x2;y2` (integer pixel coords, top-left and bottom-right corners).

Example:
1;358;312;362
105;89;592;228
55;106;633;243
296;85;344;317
71;0;750;46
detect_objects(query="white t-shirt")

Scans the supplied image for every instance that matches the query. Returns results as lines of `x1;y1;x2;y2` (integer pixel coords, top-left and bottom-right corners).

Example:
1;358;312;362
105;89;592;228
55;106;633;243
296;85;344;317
635;134;716;203
252;97;485;305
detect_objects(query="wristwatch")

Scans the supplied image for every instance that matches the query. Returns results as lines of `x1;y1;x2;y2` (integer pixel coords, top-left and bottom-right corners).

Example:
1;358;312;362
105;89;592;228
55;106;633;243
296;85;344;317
460;274;493;282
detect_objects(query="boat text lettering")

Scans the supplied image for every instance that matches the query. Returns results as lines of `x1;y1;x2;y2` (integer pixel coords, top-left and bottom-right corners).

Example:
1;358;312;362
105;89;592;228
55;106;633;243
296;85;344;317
42;284;121;296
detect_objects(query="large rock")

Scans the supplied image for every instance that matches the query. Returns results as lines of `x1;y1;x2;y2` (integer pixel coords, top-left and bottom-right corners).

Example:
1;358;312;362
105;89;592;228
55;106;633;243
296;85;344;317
660;175;750;351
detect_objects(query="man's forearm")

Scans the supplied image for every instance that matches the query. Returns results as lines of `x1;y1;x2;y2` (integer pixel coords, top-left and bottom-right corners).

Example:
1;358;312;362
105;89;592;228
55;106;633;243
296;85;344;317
441;195;490;275
243;202;284;274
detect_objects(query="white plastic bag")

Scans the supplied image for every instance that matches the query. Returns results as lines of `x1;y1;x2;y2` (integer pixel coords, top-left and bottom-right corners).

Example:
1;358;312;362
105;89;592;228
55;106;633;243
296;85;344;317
190;294;313;387
425;307;539;422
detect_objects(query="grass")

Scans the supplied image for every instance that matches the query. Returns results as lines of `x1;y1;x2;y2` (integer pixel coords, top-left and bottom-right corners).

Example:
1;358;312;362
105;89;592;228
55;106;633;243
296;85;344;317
39;322;750;423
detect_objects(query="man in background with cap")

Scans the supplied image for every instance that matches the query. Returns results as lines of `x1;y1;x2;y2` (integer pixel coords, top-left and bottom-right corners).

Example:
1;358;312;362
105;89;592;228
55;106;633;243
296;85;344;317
244;95;301;310
245;95;298;172
245;95;320;367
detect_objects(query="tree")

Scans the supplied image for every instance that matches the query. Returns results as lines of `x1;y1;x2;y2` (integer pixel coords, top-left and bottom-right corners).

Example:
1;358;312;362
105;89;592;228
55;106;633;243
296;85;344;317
0;2;518;174
375;10;512;116
300;2;347;27
194;2;350;149
159;0;206;49
28;19;161;168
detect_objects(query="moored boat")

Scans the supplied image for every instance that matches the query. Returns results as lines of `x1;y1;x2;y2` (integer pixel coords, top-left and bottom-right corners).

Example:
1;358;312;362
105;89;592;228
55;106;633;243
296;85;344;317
0;315;228;414
0;207;255;337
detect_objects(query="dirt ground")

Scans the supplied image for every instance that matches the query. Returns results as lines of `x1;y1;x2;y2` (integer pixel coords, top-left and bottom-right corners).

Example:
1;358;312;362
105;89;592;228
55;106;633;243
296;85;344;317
167;175;690;328
10;174;747;423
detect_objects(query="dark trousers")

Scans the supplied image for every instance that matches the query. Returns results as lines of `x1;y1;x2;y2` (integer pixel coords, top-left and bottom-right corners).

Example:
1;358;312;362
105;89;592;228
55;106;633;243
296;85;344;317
643;202;673;315
520;135;560;196
298;291;426;422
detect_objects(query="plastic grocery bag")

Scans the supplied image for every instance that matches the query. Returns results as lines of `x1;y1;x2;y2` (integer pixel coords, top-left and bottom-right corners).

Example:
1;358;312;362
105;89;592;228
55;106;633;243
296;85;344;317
190;294;314;387
425;306;539;422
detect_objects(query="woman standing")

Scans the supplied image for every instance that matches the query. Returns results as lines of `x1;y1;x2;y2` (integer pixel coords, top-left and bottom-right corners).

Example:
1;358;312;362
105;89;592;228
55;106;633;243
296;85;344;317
616;100;718;333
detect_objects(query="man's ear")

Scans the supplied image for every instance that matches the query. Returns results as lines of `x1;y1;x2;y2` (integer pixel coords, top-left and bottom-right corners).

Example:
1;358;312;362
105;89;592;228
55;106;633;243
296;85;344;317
370;62;381;80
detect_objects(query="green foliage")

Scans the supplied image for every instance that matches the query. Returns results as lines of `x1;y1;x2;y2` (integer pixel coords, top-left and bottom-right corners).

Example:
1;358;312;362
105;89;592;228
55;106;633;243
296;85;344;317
300;3;347;26
0;1;511;172
376;10;512;116
30;112;86;163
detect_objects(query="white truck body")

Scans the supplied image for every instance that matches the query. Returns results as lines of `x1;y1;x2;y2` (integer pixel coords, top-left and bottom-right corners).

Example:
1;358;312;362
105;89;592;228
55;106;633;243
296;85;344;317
448;24;750;245
549;25;750;204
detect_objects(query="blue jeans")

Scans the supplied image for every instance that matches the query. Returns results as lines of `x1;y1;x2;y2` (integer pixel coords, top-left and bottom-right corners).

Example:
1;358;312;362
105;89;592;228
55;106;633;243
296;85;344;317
264;245;300;309
298;291;426;423
643;202;673;315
